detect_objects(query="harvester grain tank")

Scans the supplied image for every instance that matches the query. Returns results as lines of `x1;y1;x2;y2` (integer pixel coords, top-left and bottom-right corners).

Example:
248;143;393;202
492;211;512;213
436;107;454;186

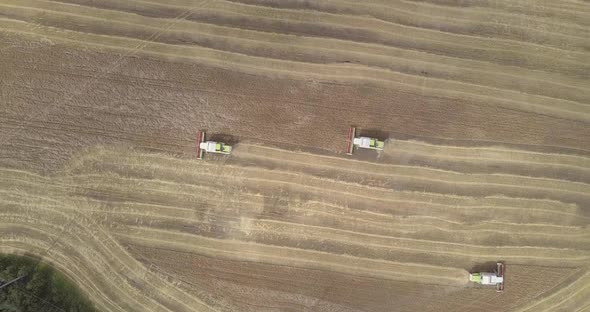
469;262;505;292
196;130;232;159
345;126;385;155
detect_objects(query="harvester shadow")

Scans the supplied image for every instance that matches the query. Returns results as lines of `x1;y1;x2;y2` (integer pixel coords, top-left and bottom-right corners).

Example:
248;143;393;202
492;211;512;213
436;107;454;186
470;261;502;273
354;128;390;141
206;133;239;146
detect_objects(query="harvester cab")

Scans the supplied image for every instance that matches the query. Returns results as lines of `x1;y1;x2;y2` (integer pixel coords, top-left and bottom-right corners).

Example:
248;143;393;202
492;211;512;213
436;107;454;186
469;262;505;292
196;131;232;159
345;127;385;155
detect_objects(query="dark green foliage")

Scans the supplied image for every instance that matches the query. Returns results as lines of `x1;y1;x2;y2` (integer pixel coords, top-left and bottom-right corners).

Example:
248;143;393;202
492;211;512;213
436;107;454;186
0;254;97;312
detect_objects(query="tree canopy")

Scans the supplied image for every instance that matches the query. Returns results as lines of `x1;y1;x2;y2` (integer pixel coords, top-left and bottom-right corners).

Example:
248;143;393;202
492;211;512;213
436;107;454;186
0;254;97;312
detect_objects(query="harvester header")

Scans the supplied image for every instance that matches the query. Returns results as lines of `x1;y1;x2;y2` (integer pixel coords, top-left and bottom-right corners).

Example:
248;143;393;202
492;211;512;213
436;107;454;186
345;126;385;155
196;130;232;159
469;262;505;292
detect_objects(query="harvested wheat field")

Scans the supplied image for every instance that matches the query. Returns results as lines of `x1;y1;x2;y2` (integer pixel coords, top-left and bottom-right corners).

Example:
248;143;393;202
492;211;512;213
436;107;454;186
0;0;589;311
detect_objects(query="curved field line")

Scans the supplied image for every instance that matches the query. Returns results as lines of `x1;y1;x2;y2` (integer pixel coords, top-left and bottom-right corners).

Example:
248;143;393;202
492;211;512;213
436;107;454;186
396;0;590;25
4;176;584;251
1;5;589;119
114;225;590;268
80;147;586;210
0;206;217;312
0;204;155;282
0;189;66;206
90;157;590;200
2;22;588;124
0;237;184;312
82;148;580;201
516;270;590;312
0;176;217;310
293;201;588;236
39;178;584;244
172;0;590;30
80;196;265;218
38;0;590;100
114;227;470;285
222;0;590;54
0;225;163;312
34;3;590;106
251;214;590;244
383;140;590;168
96;143;588;186
4;150;585;234
3;2;589;113
82;152;582;215
5;174;588;272
0;0;587;300
197;164;586;211
9;0;588;88
5;0;583;105
68;208;590;251
227;0;590;33
0;243;131;312
66;160;588;235
233;147;590;195
240;142;590;183
40;200;587;252
0;244;130;312
2;143;589;311
330;0;589;35
121;0;590;60
75;161;584;220
237;142;590;175
360;0;590;29
73;193;589;239
205;175;587;225
241;218;590;257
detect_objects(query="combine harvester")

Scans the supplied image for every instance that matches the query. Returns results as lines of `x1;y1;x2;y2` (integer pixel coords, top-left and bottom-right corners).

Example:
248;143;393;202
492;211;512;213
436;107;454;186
469;262;505;292
196;130;232;159
345;126;385;155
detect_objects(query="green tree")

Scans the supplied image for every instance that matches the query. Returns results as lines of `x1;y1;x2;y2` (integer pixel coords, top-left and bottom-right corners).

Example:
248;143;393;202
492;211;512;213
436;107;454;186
0;254;97;312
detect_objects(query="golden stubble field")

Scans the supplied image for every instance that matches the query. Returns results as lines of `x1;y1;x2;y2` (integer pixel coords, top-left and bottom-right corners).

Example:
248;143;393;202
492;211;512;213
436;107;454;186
0;0;589;311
